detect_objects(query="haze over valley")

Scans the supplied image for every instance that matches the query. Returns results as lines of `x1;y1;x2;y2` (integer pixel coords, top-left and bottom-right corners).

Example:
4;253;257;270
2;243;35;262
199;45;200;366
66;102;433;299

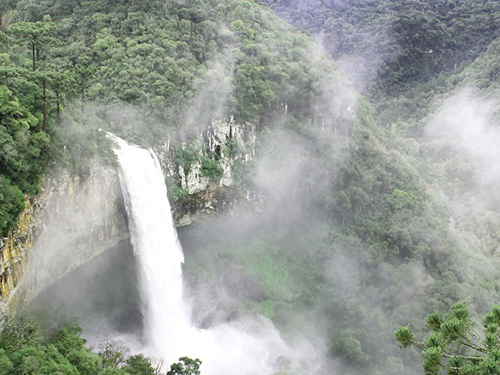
1;1;500;374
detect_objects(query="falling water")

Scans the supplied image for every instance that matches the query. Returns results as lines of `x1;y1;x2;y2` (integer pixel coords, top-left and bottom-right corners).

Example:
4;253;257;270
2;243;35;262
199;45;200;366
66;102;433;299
109;134;191;364
110;134;305;374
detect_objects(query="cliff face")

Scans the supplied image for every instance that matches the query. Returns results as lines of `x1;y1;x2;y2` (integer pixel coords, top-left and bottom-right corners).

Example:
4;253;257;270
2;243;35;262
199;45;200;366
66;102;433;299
0;197;38;318
161;119;259;226
0;120;256;314
4;163;129;312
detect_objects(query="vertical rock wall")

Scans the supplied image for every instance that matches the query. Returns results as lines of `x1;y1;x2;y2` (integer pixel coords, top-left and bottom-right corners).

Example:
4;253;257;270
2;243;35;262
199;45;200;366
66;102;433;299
159;119;260;226
1;162;130;315
0;120;259;316
0;197;39;318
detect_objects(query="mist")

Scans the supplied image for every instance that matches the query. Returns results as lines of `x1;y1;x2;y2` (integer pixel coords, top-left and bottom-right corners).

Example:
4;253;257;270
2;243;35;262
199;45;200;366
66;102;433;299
422;88;500;307
4;0;500;374
265;0;398;91
425;88;500;193
18;27;404;375
28;240;143;342
9;3;428;374
114;135;336;375
183;45;235;132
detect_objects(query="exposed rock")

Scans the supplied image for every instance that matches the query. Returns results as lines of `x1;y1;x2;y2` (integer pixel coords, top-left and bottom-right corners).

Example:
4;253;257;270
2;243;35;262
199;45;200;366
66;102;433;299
1;119;259;315
0;197;38;319
158;118;260;226
172;184;262;227
9;162;129;311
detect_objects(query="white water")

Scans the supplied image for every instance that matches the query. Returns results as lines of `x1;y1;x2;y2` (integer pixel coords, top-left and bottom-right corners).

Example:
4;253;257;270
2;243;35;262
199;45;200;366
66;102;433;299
110;135;294;375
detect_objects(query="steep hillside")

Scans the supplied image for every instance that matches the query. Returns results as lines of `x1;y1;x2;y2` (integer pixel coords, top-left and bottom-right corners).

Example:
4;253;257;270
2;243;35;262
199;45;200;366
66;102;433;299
1;0;355;231
1;1;500;375
264;0;500;95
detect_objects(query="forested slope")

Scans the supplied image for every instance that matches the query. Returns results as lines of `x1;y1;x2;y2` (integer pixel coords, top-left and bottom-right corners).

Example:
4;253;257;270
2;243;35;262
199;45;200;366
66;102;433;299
0;28;54;237
1;1;500;375
0;0;351;236
264;0;500;94
0;317;160;375
258;0;500;373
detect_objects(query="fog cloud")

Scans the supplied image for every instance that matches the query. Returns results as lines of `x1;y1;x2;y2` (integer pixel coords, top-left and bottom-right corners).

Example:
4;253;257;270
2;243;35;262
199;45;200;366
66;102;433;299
425;88;500;188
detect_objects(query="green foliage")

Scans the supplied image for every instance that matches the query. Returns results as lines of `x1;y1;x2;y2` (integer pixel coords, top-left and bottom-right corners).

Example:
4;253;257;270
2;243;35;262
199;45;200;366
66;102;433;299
264;0;500;96
395;303;500;375
3;0;358;219
172;143;200;185
53;326;103;375
223;138;239;159
0;82;48;236
331;113;441;263
395;326;415;349
123;355;156;375
0;316;47;351
0;175;24;236
463;37;500;91
243;245;293;301
184;240;295;304
172;187;190;202
167;357;201;375
6;0;345;143
330;329;369;366
0;18;88;237
8;21;59;72
200;154;224;183
0;317;158;375
50;105;116;177
232;61;275;123
4;2;500;375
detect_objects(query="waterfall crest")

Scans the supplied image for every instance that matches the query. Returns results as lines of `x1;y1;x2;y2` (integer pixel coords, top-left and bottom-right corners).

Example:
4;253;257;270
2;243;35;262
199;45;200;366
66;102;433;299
110;134;293;374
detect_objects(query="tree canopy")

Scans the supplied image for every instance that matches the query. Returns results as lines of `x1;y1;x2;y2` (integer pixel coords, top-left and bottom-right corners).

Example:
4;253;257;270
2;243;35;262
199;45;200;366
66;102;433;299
0;317;158;375
396;303;500;375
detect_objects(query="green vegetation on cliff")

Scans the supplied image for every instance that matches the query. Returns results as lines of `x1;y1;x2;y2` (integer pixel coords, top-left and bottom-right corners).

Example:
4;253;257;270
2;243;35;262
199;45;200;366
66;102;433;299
2;1;500;375
0;29;56;237
4;0;347;140
0;0;350;237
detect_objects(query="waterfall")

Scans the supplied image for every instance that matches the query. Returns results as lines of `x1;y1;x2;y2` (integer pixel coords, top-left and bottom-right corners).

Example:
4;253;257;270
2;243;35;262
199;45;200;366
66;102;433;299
110;134;293;374
110;134;191;364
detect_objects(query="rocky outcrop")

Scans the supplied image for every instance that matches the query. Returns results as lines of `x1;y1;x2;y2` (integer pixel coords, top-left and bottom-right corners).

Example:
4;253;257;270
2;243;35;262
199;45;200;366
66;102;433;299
0;197;38;318
159;118;259;226
0;119;257;314
7;162;129;311
172;184;262;227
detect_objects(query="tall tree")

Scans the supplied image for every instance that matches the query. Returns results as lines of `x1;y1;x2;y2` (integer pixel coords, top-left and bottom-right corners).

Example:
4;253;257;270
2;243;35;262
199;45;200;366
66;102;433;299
8;21;61;128
167;357;202;375
73;63;98;110
8;21;58;72
396;303;500;374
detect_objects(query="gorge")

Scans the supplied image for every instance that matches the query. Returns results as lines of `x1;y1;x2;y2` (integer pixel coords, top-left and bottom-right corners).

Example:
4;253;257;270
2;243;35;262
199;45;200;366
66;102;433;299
2;0;500;374
112;134;302;374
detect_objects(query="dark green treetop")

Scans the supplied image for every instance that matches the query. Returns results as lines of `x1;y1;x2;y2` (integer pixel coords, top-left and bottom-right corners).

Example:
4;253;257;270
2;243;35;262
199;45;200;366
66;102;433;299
167;357;202;375
396;303;500;374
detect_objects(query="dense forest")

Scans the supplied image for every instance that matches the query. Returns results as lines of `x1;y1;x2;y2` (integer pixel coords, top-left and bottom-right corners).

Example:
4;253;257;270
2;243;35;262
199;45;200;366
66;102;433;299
0;316;162;375
2;0;500;374
0;0;352;237
264;0;500;93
